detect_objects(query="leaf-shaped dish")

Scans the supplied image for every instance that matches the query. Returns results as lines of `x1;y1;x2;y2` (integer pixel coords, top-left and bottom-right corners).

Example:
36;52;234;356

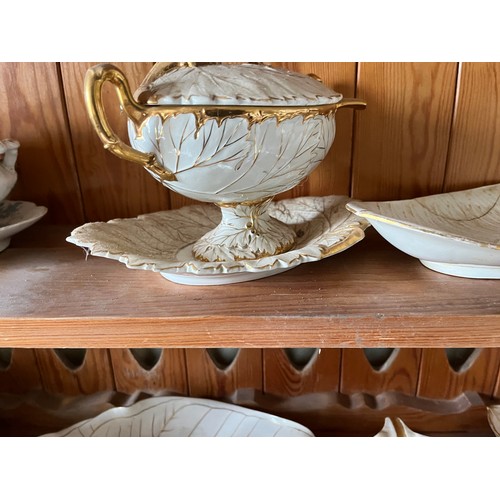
67;195;369;285
42;396;315;437
346;183;500;279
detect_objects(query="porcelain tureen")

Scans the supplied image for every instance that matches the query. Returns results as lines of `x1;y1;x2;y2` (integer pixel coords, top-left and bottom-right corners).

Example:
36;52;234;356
84;62;366;261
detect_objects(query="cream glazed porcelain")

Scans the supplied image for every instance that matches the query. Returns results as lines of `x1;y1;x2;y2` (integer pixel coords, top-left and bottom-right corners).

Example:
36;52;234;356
0;138;19;202
346;183;500;279
84;62;366;262
43;396;315;437
0;139;47;251
67;195;369;285
374;417;427;437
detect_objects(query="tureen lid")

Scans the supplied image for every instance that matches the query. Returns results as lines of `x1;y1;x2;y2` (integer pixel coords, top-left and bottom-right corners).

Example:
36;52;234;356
135;62;343;107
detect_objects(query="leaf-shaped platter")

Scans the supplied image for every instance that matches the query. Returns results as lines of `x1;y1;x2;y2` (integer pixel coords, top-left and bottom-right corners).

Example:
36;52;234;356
42;396;315;437
346;184;500;279
67;195;369;285
0;200;47;252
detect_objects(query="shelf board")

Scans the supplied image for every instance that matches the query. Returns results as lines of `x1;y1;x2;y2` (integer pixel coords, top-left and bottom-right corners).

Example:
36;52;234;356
1;224;499;348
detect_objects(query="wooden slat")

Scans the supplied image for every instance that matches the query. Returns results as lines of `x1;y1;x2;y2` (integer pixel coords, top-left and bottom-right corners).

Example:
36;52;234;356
417;348;500;399
0;349;42;393
248;390;492;437
263;348;340;396
340;348;421;395
109;348;188;396
34;348;115;396
444;62;500;190
186;349;262;399
352;62;457;200
0;62;84;224
60;62;171;222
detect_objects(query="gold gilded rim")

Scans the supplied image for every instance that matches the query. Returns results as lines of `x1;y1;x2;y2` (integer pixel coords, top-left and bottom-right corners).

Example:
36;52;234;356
85;63;367;175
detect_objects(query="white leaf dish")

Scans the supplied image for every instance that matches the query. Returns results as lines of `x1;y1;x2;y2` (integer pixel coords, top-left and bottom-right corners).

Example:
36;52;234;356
67;195;369;285
42;396;315;437
346;183;500;279
374;417;427;437
0;200;48;252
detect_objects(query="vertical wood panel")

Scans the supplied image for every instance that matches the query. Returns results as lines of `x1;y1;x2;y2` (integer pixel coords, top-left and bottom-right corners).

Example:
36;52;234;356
340;348;421;395
186;348;262;398
263;348;340;396
444;62;500;190
60;62;171;222
0;62;84;224
110;348;188;396
352;62;457;200
417;348;500;399
35;348;115;396
0;349;42;393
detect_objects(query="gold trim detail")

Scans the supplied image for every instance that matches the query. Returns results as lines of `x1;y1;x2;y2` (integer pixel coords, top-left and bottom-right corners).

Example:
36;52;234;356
84;64;177;181
216;197;273;209
84;63;367;175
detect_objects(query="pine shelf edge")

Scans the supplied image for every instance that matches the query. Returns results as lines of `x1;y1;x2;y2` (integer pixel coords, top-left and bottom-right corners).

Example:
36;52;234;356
1;224;499;348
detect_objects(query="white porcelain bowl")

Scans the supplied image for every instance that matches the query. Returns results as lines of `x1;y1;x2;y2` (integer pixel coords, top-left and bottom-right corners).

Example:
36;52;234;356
346;183;500;279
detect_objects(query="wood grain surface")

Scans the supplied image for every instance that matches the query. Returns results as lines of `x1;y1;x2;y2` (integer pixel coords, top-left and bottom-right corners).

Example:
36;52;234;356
340;348;422;395
34;348;115;395
1;226;500;347
263;348;340;397
351;62;457;201
109;348;188;395
186;349;262;398
60;62;171;221
0;349;42;393
444;62;500;190
417;348;500;399
242;389;494;437
0;62;84;223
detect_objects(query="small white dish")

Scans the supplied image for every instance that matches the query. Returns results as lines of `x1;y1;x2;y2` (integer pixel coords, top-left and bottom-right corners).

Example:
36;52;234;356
0;200;48;252
42;396;315;437
346;184;500;279
67;195;369;286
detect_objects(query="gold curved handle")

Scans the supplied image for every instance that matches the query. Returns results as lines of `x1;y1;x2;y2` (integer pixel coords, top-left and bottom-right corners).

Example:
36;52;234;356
84;63;176;181
336;97;367;110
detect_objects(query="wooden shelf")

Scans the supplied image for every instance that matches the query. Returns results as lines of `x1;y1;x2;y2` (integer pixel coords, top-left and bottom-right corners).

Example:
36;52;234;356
1;224;499;348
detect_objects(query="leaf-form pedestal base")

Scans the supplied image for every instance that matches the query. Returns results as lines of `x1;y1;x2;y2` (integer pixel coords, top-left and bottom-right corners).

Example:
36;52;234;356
192;198;296;262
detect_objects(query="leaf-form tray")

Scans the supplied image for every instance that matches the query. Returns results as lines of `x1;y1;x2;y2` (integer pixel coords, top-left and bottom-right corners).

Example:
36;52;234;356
67;195;369;285
347;183;500;279
42;396;315;437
